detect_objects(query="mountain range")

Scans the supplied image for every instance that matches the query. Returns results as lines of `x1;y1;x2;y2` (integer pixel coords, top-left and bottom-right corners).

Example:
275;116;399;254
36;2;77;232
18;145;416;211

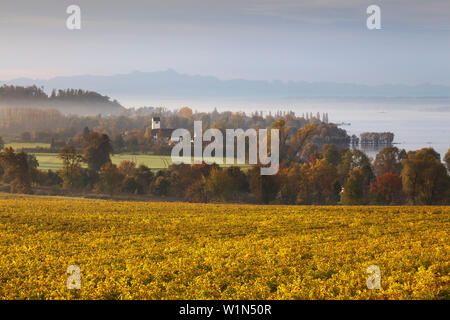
2;69;449;100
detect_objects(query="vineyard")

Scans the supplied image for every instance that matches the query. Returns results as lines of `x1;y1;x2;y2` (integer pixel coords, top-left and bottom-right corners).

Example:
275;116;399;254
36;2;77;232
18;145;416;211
0;194;448;299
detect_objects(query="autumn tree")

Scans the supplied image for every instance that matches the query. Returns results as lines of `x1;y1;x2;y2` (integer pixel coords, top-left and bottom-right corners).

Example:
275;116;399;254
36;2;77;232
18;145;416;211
179;106;193;118
185;178;207;202
322;144;342;166
97;162;124;195
301;142;319;163
226;166;249;198
309;159;340;204
133;164;154;194
151;176;171;196
118;160;136;177
118;162;142;194
270;119;290;161
143;127;153;141
277;163;305;204
119;160;153;194
120;176;143;194
0;147;32;193
401;148;449;204
26;154;40;186
338;149;374;185
373;146;406;177
83;131;113;171
249;165;278;203
168;162;217;198
113;134;125;152
205;168;234;202
341;168;368;205
369;172;404;204
58;145;85;189
445;148;450;173
82;126;90;143
288;123;318;162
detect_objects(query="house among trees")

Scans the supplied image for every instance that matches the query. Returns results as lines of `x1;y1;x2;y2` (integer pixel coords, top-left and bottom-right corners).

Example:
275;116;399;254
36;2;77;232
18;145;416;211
149;117;175;140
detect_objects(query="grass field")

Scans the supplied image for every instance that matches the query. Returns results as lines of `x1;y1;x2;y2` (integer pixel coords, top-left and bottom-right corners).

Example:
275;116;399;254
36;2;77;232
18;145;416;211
33;153;251;170
5;142;51;150
2;145;173;170
3;143;250;170
0;194;448;299
34;153;174;170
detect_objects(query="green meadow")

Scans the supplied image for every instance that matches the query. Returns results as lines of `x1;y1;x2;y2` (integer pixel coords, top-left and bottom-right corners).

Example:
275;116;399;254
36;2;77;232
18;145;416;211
34;153;173;170
5;142;51;149
3;142;250;170
34;153;249;171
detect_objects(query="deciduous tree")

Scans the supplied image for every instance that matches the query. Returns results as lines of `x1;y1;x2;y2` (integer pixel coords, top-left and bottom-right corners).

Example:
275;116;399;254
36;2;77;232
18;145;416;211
338;149;374;185
98;162;124;195
369;172;404;204
341;168;368;205
249;165;278;204
288;123;318;162
83;131;113;171
118;160;136;177
151;176;171;196
0;147;32;193
205;168;234;202
58;145;85;189
401;148;449;204
373;146;406;176
309;159;340;204
445;148;450;173
322;144;341;166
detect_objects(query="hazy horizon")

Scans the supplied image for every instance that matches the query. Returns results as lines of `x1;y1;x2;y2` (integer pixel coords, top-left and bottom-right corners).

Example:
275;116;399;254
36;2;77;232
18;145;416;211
1;0;450;85
4;68;450;87
3;69;450;102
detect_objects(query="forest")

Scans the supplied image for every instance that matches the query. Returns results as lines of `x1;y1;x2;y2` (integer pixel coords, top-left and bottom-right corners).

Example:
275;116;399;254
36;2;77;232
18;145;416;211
0;85;124;116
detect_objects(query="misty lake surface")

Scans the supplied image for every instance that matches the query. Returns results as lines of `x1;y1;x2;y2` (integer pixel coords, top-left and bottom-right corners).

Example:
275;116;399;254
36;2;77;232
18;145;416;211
120;96;450;160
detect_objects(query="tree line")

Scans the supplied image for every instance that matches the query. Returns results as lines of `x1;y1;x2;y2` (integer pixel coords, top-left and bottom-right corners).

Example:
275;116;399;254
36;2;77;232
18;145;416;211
0;85;116;103
0;125;449;205
3;106;349;155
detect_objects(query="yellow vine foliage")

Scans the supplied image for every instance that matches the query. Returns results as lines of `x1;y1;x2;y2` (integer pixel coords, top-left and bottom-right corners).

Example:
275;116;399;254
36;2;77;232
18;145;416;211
0;195;448;300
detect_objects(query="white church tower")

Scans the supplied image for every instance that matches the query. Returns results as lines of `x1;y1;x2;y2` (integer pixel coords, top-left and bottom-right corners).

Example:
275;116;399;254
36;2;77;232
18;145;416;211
152;117;161;129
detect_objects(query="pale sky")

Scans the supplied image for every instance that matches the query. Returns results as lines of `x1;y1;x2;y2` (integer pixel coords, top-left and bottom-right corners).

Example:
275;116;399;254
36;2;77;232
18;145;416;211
1;0;449;85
